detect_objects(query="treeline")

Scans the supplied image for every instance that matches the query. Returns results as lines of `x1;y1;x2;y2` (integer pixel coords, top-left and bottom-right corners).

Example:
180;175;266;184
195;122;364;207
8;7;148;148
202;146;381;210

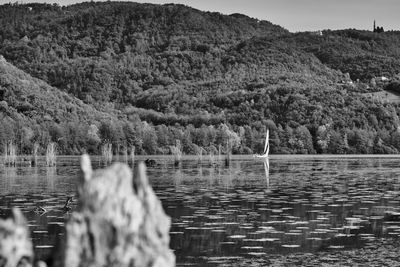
3;106;400;155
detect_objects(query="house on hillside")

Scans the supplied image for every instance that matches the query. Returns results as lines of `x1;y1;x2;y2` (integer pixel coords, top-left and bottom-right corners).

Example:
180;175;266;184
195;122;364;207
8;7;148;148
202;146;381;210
373;76;391;87
307;31;323;36
376;76;390;82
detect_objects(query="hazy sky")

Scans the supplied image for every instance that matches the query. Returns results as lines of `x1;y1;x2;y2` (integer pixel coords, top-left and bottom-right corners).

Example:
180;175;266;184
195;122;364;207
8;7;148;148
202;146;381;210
2;0;399;32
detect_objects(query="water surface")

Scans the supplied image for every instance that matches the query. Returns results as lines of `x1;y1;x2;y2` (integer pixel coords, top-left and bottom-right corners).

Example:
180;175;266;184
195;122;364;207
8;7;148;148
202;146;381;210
1;155;400;265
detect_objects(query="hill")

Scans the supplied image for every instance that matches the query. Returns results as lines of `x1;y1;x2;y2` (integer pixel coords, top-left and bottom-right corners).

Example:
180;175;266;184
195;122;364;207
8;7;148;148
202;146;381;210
288;30;400;81
0;55;125;154
1;2;400;155
0;2;287;105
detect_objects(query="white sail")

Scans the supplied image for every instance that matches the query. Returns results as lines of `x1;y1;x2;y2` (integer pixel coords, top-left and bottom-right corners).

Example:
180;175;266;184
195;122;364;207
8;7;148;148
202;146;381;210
254;130;270;158
263;129;270;156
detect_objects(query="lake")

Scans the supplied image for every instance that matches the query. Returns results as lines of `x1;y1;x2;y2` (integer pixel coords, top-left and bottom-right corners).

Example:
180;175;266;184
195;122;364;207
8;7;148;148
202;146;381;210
1;155;400;265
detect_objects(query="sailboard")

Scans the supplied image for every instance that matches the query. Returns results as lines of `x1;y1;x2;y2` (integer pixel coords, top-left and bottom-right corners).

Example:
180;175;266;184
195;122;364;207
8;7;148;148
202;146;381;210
253;130;270;158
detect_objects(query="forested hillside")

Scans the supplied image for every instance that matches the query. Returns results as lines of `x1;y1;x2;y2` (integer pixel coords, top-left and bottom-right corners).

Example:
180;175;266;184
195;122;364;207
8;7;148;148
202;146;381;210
289;30;400;81
1;1;400;155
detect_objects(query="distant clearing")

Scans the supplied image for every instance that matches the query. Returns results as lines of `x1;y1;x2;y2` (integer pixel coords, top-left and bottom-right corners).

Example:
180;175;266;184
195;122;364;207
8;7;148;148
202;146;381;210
363;90;400;104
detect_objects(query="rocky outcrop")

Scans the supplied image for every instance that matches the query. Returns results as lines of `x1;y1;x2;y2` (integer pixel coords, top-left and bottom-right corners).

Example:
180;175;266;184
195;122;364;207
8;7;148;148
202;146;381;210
0;155;175;267
0;209;33;267
59;155;175;267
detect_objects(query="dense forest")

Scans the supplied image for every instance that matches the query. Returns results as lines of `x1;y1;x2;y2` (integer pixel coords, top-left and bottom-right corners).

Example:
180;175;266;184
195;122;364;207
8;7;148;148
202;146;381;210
1;1;400;155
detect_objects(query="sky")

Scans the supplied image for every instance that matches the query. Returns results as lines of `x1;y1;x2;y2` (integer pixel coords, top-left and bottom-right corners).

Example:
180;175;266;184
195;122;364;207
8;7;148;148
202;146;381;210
2;0;399;32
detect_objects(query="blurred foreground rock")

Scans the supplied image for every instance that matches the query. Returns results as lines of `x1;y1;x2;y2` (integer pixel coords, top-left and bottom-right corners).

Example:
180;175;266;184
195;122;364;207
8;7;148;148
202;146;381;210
0;209;33;267
59;155;175;267
0;155;175;267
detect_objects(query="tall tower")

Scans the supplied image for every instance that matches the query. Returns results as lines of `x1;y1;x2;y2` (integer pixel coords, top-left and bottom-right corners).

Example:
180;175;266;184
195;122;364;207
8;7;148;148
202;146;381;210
373;20;376;32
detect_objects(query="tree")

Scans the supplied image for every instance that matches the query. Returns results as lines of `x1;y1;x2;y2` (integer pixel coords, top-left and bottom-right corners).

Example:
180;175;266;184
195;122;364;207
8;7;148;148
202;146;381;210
216;124;241;152
99;120;125;145
141;122;158;154
0;117;15;152
86;124;101;153
294;126;314;154
328;130;347;154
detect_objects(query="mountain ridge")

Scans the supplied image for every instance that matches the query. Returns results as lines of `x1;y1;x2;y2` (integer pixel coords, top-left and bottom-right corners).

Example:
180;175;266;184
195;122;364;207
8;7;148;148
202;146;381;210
1;2;400;155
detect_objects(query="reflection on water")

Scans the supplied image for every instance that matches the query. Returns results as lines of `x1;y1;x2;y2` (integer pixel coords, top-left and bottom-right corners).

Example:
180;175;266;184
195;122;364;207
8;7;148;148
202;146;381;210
264;159;270;190
1;155;400;265
150;155;400;265
0;156;80;259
